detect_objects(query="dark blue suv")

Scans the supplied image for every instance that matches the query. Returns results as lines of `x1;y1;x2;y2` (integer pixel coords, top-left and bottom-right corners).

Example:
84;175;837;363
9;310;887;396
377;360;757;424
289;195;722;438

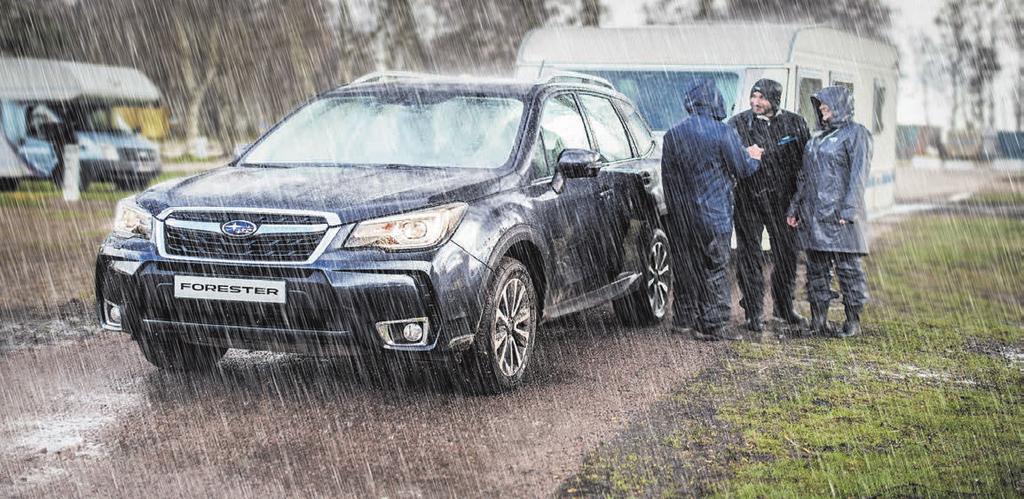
95;72;671;392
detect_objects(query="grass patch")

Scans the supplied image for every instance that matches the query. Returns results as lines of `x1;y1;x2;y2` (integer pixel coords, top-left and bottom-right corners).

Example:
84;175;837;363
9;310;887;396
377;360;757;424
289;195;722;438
561;204;1024;497
0;171;194;209
970;191;1024;205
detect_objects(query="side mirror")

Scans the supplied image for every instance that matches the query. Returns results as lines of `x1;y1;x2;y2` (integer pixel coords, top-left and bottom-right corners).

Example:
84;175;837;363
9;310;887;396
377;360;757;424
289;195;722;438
556;148;601;179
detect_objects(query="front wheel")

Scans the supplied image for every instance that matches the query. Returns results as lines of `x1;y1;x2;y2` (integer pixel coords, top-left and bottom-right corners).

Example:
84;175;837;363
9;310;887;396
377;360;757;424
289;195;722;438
613;228;671;326
463;257;538;394
0;178;19;192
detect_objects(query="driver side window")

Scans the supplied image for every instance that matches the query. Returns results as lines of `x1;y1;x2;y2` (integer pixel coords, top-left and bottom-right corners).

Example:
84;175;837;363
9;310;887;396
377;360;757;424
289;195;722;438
531;94;589;179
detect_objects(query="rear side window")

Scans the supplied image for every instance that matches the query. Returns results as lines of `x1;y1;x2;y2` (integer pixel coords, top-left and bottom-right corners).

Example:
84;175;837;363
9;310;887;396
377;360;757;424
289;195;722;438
533;94;590;178
619;101;655;157
578;94;632;162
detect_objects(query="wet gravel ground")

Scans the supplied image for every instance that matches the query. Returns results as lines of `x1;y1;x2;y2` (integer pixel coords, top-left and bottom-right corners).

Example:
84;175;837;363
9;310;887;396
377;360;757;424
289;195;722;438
0;307;724;498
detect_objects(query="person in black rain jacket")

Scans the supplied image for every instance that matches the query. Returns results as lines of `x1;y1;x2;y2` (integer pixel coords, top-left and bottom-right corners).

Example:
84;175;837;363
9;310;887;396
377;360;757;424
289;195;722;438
786;85;872;338
662;79;760;340
728;79;811;333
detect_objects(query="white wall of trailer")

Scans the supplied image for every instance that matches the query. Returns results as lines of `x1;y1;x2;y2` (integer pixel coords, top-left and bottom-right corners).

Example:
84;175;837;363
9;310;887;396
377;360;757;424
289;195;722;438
516;25;899;218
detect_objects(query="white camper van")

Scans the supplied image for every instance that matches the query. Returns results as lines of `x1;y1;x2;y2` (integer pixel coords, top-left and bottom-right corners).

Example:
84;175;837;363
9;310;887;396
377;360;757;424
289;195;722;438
515;24;899;216
0;58;162;192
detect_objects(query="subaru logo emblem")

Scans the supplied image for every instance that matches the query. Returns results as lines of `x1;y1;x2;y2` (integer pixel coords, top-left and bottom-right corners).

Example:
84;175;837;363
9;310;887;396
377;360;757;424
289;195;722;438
221;220;258;237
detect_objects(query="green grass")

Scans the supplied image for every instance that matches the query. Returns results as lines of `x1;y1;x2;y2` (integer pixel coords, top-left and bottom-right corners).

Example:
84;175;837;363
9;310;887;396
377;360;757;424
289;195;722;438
970;191;1024;205
562;206;1024;497
0;171;193;210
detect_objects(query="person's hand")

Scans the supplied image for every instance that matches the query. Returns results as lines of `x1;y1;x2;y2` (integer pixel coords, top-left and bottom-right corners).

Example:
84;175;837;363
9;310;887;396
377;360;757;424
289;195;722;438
747;144;764;161
839;219;848;225
787;216;799;228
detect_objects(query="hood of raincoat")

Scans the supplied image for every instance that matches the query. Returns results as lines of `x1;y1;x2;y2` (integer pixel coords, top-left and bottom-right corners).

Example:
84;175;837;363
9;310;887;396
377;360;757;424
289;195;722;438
684;78;727;121
810;85;854;130
750;78;782;113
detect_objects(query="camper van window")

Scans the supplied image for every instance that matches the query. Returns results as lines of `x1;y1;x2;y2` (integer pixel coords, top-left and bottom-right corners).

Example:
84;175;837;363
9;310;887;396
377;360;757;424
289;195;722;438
578;94;632;162
573;70;739;131
798;77;823;129
873;80;886;133
1;101;29;144
81;107;134;135
28;106;60;138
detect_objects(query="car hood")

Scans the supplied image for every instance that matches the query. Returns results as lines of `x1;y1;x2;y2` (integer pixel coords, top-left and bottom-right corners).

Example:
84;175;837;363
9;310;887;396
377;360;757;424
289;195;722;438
137;165;512;225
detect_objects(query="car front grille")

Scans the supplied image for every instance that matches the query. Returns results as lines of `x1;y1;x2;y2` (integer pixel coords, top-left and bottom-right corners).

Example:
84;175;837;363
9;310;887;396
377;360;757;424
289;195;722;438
160;209;333;263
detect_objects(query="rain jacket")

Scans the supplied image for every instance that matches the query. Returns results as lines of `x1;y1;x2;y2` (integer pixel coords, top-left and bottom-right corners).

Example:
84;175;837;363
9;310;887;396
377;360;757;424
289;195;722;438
787;85;873;254
661;79;759;235
728;79;810;201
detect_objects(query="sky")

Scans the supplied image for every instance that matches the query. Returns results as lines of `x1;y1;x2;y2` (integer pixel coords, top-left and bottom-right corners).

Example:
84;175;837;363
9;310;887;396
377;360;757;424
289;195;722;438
601;0;1020;129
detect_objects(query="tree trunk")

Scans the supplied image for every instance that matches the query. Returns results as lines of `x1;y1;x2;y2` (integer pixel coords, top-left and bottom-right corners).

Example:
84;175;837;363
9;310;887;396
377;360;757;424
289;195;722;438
184;69;217;145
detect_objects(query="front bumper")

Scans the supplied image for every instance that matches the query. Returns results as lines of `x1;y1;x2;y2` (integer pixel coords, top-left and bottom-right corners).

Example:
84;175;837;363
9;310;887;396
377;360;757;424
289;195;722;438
83;159;161;181
96;235;491;358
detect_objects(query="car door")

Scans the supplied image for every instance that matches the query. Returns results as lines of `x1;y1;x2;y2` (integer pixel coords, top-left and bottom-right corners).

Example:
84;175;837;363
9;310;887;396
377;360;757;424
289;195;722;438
524;92;608;303
576;93;643;283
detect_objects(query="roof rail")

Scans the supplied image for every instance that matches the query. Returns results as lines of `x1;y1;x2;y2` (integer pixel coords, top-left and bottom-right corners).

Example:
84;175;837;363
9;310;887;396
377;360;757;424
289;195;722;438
349;71;432;86
543;71;615;90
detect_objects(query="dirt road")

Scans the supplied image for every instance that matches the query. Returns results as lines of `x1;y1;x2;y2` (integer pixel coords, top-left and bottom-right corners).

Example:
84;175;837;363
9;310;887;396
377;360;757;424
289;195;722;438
0;309;724;497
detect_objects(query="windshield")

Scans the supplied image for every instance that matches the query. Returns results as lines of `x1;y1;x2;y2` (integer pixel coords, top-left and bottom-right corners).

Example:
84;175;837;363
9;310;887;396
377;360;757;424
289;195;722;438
243;94;526;169
76;107;134;134
572;70;740;131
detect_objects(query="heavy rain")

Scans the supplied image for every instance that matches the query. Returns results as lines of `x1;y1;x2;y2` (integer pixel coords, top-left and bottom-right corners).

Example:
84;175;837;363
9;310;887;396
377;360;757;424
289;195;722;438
0;0;1022;496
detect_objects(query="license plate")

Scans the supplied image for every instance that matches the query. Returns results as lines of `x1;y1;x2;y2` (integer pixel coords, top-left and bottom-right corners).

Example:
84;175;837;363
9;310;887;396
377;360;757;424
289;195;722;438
173;275;286;304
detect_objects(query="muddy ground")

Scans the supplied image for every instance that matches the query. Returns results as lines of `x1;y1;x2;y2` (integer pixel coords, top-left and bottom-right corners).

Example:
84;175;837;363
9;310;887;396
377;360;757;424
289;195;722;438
0;169;1018;497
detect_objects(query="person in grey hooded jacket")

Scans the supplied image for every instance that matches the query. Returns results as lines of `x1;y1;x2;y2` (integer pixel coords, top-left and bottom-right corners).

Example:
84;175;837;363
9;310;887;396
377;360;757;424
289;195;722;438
786;85;871;338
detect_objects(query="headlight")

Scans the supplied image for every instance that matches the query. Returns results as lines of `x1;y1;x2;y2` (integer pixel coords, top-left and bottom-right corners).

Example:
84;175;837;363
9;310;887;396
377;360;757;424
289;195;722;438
100;144;119;161
344;203;468;250
111;197;153;239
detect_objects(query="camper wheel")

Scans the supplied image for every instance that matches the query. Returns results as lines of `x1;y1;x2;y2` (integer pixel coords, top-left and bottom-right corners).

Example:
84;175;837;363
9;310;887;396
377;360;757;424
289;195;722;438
0;179;19;192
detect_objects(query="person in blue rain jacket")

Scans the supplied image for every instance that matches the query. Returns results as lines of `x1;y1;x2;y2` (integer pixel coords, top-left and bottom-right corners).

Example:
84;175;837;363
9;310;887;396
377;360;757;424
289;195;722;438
661;78;760;341
786;85;872;338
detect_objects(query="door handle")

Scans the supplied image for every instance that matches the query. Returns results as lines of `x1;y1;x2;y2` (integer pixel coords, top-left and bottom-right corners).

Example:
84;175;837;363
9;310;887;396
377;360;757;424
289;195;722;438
599;189;614;199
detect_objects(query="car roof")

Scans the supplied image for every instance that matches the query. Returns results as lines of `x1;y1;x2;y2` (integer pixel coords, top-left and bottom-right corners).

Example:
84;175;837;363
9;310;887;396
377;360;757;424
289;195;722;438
323;72;629;103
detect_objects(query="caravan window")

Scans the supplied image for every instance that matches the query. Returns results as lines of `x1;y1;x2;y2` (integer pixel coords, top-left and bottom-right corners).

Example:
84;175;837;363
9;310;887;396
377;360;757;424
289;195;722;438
873;79;886;133
798;76;823;128
573;70;740;131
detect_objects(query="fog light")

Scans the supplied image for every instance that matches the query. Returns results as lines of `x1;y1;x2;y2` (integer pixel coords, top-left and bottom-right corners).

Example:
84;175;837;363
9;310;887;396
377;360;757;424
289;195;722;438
402;323;424;342
102;300;123;331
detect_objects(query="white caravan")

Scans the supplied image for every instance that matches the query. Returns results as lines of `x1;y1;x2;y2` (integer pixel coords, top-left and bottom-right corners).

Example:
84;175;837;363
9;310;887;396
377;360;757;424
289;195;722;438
516;24;899;216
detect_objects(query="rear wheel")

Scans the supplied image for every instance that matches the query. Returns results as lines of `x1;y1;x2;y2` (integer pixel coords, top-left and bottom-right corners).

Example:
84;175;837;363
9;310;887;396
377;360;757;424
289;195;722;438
464;257;538;394
136;334;227;371
613;228;671;326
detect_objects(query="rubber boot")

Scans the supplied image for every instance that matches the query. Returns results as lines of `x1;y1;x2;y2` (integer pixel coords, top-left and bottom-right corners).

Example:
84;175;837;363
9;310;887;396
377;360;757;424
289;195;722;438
838;306;862;338
774;305;808;328
809;302;833;336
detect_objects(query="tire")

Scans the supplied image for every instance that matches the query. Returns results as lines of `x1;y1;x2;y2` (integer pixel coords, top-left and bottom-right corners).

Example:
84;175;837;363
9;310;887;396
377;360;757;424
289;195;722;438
463;257;538;394
136;333;227;371
613;228;671;326
0;178;19;192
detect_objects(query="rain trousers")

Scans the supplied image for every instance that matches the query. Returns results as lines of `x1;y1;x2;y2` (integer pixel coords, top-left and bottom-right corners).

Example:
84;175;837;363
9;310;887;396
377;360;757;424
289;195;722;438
661;79;759;331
